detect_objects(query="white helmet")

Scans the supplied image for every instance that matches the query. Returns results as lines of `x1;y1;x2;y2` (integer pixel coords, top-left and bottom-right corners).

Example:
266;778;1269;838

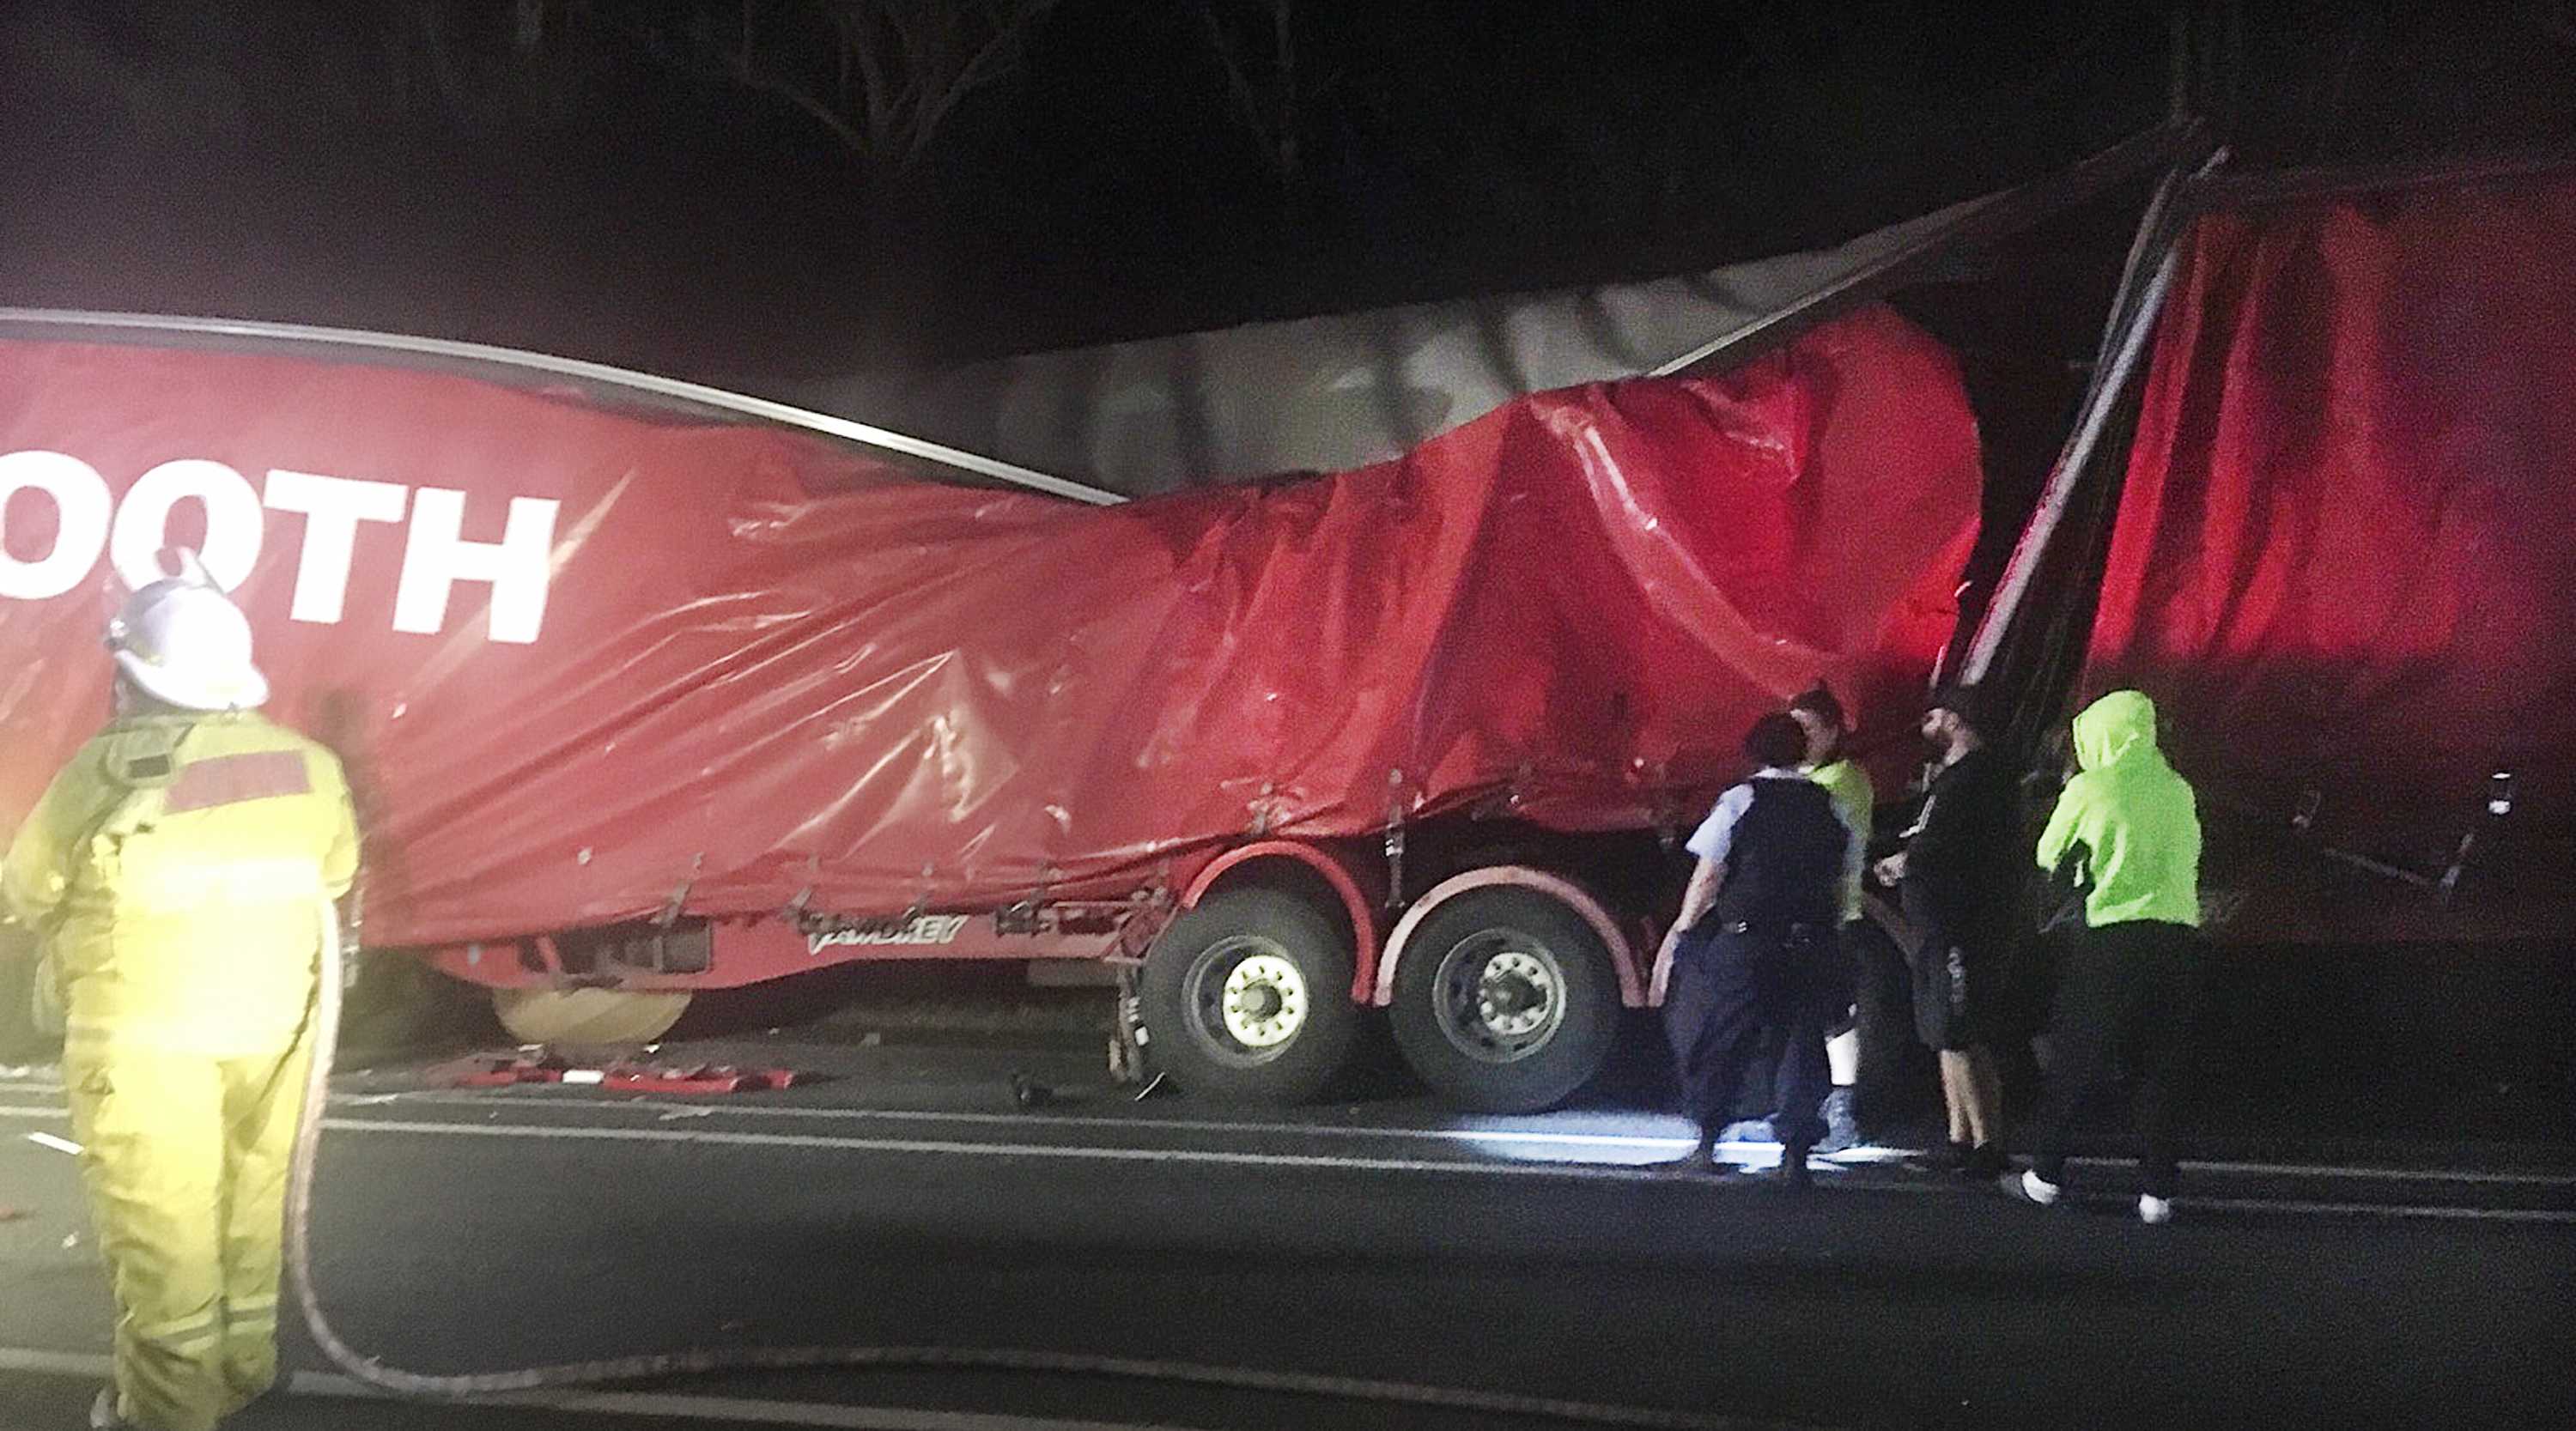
104;549;269;712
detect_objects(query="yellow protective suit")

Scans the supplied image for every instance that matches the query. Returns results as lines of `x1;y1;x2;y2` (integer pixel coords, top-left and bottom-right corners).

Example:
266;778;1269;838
3;711;358;1431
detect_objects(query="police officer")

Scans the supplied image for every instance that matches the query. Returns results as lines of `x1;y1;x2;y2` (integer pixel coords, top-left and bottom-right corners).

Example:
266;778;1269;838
1655;712;1853;1184
3;551;359;1431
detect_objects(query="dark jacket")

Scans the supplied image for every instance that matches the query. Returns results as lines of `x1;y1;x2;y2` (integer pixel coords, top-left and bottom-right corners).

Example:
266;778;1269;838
1899;745;2021;954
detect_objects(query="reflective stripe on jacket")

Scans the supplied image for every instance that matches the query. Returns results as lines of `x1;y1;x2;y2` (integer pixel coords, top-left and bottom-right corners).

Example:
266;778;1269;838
3;712;360;1055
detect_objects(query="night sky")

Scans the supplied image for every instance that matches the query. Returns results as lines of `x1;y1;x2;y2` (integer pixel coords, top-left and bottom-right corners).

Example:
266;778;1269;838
9;1;2570;388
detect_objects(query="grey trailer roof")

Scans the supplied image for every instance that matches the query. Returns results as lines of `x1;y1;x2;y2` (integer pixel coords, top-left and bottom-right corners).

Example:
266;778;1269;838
756;124;2196;498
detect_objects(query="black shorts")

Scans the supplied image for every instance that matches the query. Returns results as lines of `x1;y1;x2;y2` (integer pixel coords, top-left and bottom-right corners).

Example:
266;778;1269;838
1910;932;1994;1052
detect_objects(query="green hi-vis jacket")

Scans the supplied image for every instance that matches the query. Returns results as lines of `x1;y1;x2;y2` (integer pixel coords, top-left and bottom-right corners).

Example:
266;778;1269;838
1806;756;1874;922
2034;690;2202;929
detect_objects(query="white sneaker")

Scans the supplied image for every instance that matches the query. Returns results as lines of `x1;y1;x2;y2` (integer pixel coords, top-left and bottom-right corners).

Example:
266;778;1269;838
2001;1167;2062;1206
91;1386;132;1430
2138;1193;2174;1225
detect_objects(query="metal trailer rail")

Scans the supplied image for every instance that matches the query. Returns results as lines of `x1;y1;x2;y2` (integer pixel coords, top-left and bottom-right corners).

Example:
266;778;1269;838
0;306;1126;507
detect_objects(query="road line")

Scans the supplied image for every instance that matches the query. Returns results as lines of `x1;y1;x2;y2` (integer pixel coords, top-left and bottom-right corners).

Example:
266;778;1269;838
2168;1197;2576;1224
2069;1155;2574;1186
276;1115;2576;1217
0;1346;1239;1430
0;1346;109;1378
3;1102;2569;1206
343;1093;2576;1187
313;1115;1770;1182
290;1372;1243;1431
6;1096;2569;1222
368;1090;1713;1149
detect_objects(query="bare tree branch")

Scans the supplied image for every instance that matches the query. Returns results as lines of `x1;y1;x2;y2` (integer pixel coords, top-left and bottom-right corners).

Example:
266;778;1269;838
1198;0;1304;182
601;0;1051;175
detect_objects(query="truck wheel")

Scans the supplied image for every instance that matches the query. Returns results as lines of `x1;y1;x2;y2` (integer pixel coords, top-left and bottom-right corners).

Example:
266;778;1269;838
1390;887;1618;1113
491;987;692;1046
1139;887;1359;1105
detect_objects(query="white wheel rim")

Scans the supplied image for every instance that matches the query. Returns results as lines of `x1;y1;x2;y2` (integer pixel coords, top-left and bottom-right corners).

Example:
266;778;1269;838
1433;930;1570;1064
1220;954;1308;1047
1476;949;1558;1038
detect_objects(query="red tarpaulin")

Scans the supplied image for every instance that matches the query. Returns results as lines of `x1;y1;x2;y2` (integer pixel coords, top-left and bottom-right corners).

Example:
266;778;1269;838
2;305;1978;952
2085;170;2576;884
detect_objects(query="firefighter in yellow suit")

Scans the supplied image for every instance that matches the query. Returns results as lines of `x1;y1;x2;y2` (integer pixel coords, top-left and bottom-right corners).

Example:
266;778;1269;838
3;551;357;1431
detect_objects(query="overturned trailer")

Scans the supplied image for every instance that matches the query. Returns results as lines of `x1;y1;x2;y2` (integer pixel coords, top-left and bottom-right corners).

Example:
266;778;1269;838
15;128;2561;1110
0;242;2026;1108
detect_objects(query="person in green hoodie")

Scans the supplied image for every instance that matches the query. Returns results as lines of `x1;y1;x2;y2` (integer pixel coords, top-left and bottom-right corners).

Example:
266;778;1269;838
2002;689;2204;1225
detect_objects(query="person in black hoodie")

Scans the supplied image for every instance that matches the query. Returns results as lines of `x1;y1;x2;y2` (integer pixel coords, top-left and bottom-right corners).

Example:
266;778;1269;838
1654;712;1853;1185
1873;684;2019;1179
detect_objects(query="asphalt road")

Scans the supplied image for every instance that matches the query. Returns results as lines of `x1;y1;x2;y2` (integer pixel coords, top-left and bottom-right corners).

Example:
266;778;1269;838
2;1044;2572;1431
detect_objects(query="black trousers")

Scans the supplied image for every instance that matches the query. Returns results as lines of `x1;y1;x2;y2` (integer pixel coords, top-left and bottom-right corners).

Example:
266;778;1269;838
1663;926;1834;1149
2029;920;2208;1198
1850;919;1933;1131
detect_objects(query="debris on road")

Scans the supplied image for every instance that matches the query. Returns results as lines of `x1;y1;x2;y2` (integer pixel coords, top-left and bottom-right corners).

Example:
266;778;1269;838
425;1051;803;1094
1010;1071;1058;1108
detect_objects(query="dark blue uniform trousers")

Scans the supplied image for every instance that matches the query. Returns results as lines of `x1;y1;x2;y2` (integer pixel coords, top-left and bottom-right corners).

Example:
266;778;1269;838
1663;925;1835;1150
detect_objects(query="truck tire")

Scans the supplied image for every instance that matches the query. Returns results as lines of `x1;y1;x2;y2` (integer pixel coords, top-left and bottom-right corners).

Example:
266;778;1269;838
1139;887;1359;1105
1390;886;1618;1113
491;986;692;1046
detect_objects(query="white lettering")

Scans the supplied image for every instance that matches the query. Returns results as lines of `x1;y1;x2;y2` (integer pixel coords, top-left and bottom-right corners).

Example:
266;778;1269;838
805;914;972;954
110;458;264;592
0;451;112;600
392;488;560;645
1;450;562;646
263;470;409;625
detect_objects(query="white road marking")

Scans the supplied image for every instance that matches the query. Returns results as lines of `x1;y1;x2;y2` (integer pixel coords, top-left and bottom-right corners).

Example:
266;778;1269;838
291;1373;1243;1431
0;1346;1250;1430
2067;1155;2573;1186
2169;1198;2576;1224
1;1102;2568;1220
0;1346;103;1377
316;1115;1776;1182
368;1090;1715;1149
354;1091;2576;1186
8;1069;2576;1187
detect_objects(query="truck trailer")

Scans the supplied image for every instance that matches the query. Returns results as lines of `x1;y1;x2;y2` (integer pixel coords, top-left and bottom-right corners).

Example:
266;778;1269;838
0;293;1980;1111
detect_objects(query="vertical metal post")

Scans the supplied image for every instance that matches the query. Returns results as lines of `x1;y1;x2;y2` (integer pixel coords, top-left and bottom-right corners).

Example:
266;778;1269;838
1957;246;2180;685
